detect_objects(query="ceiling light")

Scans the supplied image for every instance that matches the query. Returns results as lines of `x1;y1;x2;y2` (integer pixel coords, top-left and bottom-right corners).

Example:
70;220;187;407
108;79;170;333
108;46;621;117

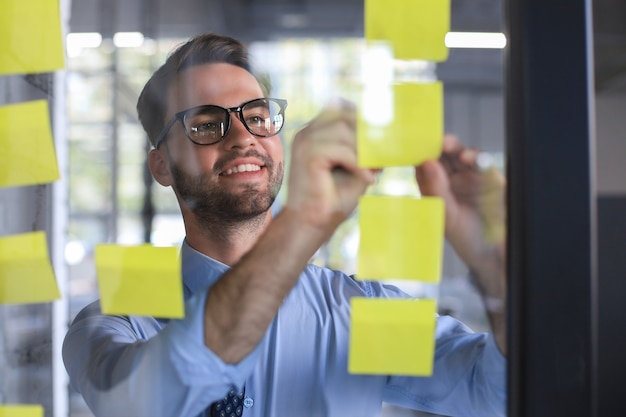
113;32;144;48
66;32;103;57
445;32;507;49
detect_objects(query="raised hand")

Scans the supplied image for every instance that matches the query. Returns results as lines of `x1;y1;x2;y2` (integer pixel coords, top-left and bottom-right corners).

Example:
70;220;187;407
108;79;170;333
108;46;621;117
415;134;507;354
286;100;377;233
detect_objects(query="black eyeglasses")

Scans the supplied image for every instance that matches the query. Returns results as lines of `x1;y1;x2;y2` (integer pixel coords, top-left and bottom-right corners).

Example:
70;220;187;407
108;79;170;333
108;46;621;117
154;98;288;148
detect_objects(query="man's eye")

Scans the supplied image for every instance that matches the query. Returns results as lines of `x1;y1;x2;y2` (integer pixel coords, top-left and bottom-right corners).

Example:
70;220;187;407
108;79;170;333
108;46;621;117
190;122;219;136
245;115;265;126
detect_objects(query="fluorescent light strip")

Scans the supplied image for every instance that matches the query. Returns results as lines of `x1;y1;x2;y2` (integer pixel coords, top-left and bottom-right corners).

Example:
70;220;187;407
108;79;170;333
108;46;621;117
445;32;507;49
113;32;145;48
66;32;102;49
66;32;103;57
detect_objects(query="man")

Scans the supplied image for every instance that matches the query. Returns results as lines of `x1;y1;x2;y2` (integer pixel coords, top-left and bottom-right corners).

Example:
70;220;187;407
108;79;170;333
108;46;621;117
63;32;506;417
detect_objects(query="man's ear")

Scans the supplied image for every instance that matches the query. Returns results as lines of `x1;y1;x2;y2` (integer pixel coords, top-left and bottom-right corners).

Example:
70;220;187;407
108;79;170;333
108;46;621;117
148;148;173;186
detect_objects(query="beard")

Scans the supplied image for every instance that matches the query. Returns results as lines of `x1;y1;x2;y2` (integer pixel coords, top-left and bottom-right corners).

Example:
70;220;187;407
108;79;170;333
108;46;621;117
169;150;284;231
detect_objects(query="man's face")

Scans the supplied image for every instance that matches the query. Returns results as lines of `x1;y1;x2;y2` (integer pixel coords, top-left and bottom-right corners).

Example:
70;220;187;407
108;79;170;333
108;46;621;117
162;63;284;225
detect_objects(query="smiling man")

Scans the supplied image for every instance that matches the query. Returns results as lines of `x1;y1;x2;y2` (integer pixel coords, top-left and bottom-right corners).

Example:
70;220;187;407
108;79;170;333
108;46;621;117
63;32;507;417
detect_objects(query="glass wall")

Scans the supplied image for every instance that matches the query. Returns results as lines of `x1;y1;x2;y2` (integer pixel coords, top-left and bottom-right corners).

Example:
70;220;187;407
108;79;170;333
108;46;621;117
65;32;505;416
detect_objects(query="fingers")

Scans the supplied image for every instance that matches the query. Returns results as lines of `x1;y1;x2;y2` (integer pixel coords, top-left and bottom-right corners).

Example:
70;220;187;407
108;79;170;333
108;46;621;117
305;98;357;132
440;137;480;175
286;98;376;226
416;132;477;198
293;99;373;183
442;134;462;152
307;100;376;185
415;160;449;198
415;135;484;233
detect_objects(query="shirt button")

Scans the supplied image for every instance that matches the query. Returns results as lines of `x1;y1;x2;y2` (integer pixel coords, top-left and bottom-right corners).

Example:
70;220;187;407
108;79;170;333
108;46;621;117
243;397;254;408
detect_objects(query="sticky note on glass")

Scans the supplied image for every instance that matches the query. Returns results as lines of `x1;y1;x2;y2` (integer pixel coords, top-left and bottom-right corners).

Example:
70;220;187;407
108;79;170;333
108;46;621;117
357;195;444;282
0;231;60;304
349;297;436;375
0;100;60;188
95;245;184;318
365;0;450;61
358;82;443;168
0;0;64;75
0;405;44;417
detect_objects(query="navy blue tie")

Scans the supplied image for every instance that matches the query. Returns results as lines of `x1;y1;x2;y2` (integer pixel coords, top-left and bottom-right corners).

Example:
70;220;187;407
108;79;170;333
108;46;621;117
211;387;244;417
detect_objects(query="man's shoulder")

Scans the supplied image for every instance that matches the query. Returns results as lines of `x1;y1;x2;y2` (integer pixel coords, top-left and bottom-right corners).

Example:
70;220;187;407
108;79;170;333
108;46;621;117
302;263;412;299
69;299;164;339
303;262;351;280
301;263;374;295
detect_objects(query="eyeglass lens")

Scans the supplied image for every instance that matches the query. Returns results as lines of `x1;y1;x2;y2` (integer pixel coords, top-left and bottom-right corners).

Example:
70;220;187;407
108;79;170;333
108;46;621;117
183;99;284;144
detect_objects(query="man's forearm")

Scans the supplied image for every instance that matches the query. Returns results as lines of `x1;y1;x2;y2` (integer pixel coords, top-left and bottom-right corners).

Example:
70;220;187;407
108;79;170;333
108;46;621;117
469;252;507;355
202;207;333;363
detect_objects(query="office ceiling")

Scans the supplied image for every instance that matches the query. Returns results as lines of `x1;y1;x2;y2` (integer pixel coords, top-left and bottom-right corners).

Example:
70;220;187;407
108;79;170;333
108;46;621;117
68;0;626;93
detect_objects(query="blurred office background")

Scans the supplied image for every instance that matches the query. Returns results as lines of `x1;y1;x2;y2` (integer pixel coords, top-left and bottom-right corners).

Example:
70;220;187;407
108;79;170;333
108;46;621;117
0;0;624;416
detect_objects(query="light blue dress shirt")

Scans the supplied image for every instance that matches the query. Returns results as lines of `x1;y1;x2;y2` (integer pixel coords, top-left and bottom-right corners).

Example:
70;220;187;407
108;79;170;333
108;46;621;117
63;241;506;417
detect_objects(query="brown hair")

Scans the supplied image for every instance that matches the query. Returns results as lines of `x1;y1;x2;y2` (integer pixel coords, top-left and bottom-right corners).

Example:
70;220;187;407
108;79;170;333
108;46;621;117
137;32;252;147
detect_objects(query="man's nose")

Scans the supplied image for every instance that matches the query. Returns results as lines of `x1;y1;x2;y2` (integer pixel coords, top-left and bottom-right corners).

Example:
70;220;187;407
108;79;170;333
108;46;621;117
222;113;257;148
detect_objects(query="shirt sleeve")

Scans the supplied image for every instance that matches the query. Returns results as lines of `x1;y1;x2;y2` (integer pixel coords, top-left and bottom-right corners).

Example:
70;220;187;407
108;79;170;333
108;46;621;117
381;315;506;416
361;280;506;416
62;289;262;417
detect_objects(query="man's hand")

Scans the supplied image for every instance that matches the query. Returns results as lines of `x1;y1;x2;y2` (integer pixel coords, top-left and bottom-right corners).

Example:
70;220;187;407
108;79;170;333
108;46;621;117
416;134;507;354
286;100;377;233
416;135;506;265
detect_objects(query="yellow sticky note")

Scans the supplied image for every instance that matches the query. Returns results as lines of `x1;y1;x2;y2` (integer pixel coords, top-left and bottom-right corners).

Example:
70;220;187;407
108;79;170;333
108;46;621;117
0;231;60;304
365;0;450;61
349;297;436;375
0;405;44;417
0;0;65;75
95;245;184;318
0;100;60;188
358;82;443;168
357;195;444;282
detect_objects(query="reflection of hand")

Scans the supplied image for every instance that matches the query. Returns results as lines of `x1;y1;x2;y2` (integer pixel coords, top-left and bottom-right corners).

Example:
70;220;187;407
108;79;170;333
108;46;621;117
415;134;506;272
286;100;376;233
416;134;507;354
479;166;506;246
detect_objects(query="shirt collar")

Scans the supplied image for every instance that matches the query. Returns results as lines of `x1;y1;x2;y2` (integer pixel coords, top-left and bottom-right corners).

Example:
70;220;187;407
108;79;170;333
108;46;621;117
180;239;230;300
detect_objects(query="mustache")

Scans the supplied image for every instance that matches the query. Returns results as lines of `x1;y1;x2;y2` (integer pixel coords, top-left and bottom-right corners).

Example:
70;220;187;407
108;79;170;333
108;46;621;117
212;149;274;174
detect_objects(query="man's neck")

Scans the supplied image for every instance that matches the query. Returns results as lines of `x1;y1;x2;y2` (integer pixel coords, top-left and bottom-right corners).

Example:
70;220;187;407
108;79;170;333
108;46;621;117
184;211;272;266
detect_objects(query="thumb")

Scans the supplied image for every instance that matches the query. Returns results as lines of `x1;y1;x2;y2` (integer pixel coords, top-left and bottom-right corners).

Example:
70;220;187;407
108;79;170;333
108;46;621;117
415;160;449;198
415;160;459;235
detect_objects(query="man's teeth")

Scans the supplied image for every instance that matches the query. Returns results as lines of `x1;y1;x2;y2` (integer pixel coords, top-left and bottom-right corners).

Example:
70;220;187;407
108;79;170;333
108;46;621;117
223;164;261;176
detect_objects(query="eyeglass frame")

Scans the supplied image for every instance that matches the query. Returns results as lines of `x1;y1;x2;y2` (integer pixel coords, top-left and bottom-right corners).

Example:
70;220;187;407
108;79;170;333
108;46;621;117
153;97;288;148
